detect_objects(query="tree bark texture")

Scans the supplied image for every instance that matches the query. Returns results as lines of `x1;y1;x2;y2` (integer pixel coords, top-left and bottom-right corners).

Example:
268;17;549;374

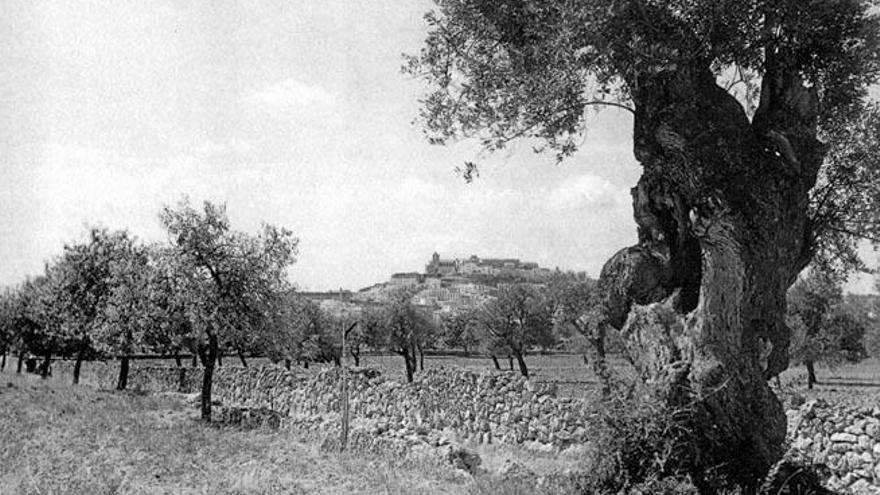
589;333;612;396
72;343;88;385
806;361;817;390
117;355;130;391
514;351;529;378
72;356;82;385
594;61;823;487
198;335;219;421
402;351;415;383
40;353;51;379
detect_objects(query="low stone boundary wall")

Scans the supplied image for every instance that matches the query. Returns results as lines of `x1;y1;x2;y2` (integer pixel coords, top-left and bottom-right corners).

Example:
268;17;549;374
787;399;880;494
52;360;203;393
211;366;592;448
47;359;880;492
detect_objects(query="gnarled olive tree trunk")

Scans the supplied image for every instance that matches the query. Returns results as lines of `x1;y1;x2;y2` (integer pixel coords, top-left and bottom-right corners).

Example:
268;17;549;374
595;64;821;487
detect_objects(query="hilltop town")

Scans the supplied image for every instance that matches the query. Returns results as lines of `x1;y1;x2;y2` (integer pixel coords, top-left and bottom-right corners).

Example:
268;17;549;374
300;253;555;318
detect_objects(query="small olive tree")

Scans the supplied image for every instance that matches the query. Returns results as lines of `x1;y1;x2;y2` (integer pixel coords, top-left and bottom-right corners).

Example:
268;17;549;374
787;269;867;389
369;294;436;383
160;199;298;421
476;283;555;377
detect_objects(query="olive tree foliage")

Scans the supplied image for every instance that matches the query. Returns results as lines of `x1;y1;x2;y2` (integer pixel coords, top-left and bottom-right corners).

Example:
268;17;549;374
139;246;195;367
0;288;30;372
286;298;344;367
786;269;867;389
476;283;555;377
17;274;65;377
439;307;481;355
50;228;137;385
852;287;880;359
0;287;30;371
92;240;154;390
160;199;298;421
368;294;436;383
264;295;372;369
808;106;880;277
547;271;615;389
406;0;880;487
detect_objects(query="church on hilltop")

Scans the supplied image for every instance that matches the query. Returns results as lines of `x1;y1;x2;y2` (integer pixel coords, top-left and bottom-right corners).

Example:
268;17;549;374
424;252;544;277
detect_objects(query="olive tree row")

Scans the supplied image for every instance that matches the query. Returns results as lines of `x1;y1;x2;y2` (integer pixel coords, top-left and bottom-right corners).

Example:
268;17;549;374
0;199;299;422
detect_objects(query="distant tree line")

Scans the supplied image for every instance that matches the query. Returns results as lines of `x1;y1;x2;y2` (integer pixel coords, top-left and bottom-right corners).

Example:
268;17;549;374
2;199;876;424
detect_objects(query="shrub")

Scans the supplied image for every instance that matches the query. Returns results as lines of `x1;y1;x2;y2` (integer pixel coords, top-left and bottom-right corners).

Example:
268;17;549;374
578;378;700;493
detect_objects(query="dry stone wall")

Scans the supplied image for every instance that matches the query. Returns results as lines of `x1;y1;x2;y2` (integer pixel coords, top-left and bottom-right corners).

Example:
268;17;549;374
210;366;593;449
49;359;880;492
787;399;880;494
52;360;202;393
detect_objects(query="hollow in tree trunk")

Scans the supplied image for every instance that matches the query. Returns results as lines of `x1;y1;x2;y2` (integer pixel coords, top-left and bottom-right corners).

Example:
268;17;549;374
806;361;817;390
490;355;500;370
117;355;130;390
198;334;219;421
592;61;823;488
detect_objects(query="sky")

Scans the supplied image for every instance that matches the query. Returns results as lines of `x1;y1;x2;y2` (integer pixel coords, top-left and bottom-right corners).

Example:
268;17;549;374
0;0;877;293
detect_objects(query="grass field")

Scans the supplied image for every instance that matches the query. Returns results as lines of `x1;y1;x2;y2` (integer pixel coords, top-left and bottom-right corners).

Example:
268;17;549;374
2;354;879;493
0;368;589;495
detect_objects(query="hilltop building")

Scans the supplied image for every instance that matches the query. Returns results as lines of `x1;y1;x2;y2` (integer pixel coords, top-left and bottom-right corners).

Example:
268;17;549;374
388;272;422;287
425;252;548;278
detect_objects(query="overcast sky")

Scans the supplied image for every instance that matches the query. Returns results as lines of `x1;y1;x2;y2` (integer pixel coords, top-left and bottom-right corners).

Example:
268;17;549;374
1;0;877;293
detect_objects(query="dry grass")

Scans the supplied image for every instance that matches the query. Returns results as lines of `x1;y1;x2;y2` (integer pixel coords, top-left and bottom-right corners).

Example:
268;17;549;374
4;354;876;494
0;370;459;494
775;358;880;408
0;369;590;495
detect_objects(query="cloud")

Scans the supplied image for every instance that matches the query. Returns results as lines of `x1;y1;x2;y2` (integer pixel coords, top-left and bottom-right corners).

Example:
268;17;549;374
193;138;254;158
246;78;338;110
547;174;630;211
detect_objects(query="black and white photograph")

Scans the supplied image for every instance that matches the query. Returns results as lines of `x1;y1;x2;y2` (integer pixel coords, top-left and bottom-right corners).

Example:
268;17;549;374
2;1;880;493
